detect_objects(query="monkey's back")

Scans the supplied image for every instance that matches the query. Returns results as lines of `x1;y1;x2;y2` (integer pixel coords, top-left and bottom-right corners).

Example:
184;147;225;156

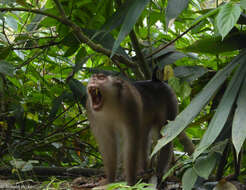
133;80;178;128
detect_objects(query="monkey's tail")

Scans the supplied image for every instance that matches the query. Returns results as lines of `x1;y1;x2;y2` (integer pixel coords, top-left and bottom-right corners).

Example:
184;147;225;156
152;66;162;82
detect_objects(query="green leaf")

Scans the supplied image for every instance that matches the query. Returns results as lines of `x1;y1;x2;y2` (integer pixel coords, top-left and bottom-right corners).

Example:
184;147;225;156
64;45;79;57
27;14;45;31
216;3;241;39
193;153;217;179
232;76;246;158
174;66;208;82
180;81;191;99
0;60;14;76
75;47;87;66
62;32;80;47
182;168;198;190
74;56;90;74
67;79;87;107
111;0;150;57
241;0;246;10
182;32;246;54
166;0;190;28
151;50;246;158
50;91;73;119
97;0;131;34
0;46;10;60
83;29;130;59
194;55;246;160
5;15;18;31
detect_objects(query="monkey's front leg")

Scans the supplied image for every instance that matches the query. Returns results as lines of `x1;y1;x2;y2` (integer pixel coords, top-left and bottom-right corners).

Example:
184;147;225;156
123;125;140;185
92;125;117;183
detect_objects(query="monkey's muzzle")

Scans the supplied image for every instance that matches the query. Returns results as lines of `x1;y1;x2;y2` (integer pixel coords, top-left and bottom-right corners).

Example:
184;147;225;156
88;86;103;111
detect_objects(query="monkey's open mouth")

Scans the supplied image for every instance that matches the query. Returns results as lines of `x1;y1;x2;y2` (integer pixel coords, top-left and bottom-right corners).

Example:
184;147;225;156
88;86;103;111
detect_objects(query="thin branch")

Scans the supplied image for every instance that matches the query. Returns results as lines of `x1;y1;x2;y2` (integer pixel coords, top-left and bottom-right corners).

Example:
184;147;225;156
129;31;151;79
53;0;66;18
0;7;136;68
146;21;201;58
2;21;11;45
12;41;61;50
16;51;43;69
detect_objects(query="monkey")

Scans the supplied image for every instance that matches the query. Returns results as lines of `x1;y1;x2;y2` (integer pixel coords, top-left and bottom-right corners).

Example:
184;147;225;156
86;72;178;186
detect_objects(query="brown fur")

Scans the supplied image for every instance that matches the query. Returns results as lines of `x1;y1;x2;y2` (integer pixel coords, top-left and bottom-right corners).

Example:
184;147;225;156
86;74;178;185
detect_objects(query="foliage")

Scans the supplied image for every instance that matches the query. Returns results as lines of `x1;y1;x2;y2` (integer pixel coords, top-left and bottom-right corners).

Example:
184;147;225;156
106;181;155;190
0;0;246;189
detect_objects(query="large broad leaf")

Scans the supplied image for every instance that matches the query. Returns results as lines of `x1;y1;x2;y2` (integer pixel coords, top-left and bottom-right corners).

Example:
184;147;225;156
193;153;217;179
193;55;246;160
216;3;241;39
232;76;246;158
111;0;150;57
83;29;130;59
156;52;187;68
182;168;198;190
182;32;246;54
174;66;208;82
241;0;246;11
151;50;246;158
166;0;190;28
97;0;133;34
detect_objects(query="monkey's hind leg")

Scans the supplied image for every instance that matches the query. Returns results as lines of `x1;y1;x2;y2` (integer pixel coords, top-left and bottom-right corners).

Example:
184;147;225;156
156;142;173;187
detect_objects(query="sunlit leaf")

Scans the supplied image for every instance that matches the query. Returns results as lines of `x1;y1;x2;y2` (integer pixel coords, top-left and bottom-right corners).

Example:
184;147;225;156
151;50;246;158
216;3;241;39
5;15;18;31
27;14;45;31
194;55;246;160
64;46;79;57
232;76;246;158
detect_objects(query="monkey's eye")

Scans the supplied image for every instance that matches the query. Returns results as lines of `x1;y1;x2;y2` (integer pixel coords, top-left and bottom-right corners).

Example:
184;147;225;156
97;74;106;80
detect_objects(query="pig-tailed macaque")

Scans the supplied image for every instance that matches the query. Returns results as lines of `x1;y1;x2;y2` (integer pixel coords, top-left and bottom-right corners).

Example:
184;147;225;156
86;73;178;186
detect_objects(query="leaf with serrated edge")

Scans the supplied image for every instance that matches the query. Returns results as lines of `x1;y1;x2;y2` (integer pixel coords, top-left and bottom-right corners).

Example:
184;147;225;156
232;76;246;158
151;50;246;158
216;3;241;39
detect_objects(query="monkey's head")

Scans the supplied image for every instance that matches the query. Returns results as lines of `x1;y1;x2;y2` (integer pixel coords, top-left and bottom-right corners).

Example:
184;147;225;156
87;73;123;111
